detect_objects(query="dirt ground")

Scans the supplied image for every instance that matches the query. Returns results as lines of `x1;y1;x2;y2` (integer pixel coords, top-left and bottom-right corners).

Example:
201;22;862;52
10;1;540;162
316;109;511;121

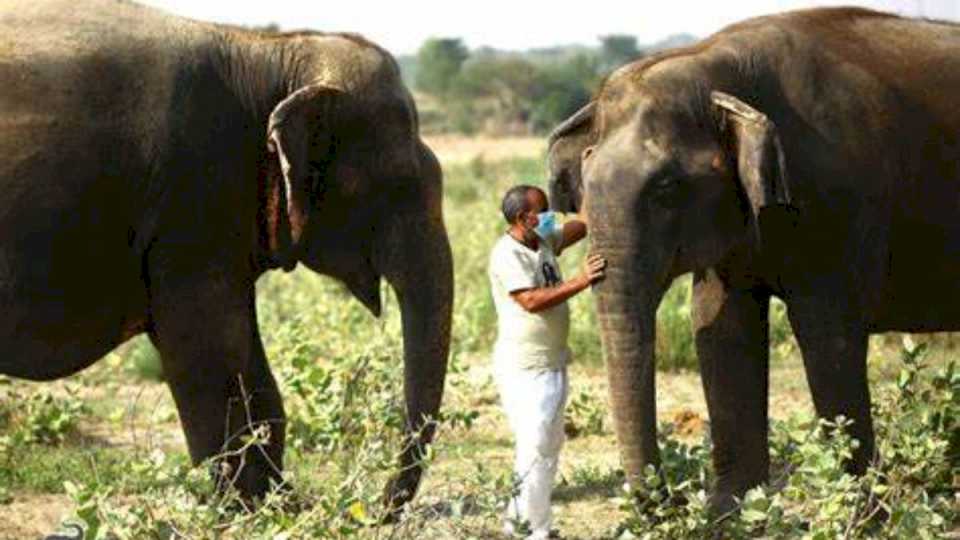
422;134;546;164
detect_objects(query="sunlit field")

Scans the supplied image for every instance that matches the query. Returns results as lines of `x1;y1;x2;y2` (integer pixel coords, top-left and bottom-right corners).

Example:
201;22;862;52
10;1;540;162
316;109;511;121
0;137;956;539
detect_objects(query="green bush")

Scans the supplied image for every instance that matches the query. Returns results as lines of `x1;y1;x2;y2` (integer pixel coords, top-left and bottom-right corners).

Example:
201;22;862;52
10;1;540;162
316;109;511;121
615;342;960;539
125;336;164;382
0;382;87;446
564;388;606;438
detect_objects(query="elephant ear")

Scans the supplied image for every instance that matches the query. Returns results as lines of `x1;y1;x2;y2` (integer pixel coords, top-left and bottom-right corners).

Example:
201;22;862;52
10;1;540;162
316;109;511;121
262;83;343;270
711;91;794;242
547;101;595;147
546;102;596;212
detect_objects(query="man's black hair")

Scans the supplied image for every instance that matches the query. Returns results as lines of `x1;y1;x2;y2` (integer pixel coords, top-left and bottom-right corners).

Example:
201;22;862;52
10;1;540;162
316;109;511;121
501;185;548;224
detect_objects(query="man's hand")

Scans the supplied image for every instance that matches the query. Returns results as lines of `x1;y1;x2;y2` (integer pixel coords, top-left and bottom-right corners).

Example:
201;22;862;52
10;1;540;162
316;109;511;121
576;254;607;286
585;253;607;284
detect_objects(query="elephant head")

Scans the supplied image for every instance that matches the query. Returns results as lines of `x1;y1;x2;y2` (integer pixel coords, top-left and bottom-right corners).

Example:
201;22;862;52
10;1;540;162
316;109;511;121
257;45;453;514
577;69;794;487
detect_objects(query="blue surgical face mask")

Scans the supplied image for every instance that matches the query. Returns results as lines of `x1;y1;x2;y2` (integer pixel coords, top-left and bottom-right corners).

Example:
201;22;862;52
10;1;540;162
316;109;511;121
533;211;557;240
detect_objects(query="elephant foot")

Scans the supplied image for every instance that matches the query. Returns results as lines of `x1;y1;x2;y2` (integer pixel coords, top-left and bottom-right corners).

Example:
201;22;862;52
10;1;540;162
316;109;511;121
707;490;740;521
380;469;422;523
708;470;769;521
205;450;288;509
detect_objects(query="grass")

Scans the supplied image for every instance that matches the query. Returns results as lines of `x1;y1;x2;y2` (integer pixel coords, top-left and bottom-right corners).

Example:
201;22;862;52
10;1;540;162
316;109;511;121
0;145;957;538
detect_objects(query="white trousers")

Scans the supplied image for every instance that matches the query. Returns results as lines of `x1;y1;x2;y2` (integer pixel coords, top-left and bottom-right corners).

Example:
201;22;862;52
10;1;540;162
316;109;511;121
494;359;569;537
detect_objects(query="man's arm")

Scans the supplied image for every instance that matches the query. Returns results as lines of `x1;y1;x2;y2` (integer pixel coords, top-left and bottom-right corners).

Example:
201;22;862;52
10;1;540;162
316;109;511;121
556;219;587;255
510;275;591;313
510;254;606;313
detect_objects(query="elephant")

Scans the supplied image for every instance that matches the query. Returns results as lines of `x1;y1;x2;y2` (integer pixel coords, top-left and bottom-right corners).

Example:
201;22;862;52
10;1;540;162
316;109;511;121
0;0;452;514
547;7;960;513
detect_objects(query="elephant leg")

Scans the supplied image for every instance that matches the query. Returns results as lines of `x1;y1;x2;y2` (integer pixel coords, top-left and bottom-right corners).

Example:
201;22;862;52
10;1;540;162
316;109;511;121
692;270;770;516
787;295;874;474
147;258;285;499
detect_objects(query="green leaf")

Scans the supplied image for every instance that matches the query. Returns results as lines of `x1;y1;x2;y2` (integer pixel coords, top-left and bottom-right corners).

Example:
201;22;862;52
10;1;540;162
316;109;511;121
741;509;767;523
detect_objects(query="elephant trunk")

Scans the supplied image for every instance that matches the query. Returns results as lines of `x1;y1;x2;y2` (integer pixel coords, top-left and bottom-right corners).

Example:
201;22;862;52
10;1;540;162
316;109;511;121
590;208;664;489
380;149;453;517
547;170;578;214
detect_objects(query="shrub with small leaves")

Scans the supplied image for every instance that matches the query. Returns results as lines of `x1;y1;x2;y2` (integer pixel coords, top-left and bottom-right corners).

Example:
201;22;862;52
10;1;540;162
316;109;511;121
0;385;87;446
564;389;606;438
616;343;960;539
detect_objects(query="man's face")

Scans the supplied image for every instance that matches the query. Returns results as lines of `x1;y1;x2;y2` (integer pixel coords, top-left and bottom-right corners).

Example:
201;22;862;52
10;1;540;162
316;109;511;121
519;189;549;230
515;189;549;242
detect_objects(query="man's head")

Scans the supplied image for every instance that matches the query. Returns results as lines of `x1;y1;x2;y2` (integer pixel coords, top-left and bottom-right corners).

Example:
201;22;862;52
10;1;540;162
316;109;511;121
502;185;549;223
501;185;550;244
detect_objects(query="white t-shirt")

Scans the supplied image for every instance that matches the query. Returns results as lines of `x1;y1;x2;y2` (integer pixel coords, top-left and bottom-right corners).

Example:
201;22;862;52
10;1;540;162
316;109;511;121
488;228;571;371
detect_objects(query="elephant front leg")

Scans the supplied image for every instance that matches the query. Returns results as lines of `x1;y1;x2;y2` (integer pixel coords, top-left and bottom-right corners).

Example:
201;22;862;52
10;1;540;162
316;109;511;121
692;270;771;517
148;258;286;500
787;294;874;475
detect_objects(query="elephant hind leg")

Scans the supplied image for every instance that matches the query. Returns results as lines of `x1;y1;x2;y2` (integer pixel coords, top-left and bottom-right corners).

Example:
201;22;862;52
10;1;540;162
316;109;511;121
148;261;286;499
787;295;875;475
693;271;771;516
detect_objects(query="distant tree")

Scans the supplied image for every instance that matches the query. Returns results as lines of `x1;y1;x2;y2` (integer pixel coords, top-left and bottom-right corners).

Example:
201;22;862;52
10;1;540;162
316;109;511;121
560;52;603;89
251;23;281;33
415;38;469;96
529;53;598;132
600;34;641;71
396;55;418;88
454;57;540;129
456;57;538;101
409;37;615;134
452;53;600;134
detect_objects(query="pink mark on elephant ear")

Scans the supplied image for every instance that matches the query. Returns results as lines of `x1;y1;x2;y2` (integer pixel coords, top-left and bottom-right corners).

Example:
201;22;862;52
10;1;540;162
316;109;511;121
257;151;295;271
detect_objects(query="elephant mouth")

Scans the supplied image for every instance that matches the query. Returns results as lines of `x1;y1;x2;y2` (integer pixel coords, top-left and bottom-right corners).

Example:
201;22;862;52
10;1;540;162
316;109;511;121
300;252;382;317
348;270;382;317
564;191;580;213
549;172;581;213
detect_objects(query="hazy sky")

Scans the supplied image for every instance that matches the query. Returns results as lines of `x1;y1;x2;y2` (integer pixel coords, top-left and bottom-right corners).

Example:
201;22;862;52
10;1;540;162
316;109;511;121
139;0;958;54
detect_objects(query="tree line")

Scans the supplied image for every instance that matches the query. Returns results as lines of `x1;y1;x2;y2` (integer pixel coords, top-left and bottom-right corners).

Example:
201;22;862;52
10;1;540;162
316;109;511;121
407;34;694;135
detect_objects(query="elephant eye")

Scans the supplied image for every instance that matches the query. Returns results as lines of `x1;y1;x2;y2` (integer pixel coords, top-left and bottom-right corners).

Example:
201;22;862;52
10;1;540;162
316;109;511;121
649;174;687;207
650;173;674;193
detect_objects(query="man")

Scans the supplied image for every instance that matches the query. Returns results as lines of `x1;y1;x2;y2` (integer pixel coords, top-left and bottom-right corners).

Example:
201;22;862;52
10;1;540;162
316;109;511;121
488;184;606;539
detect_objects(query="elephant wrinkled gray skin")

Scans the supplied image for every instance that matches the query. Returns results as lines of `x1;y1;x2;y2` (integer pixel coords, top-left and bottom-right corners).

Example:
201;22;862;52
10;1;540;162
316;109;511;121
548;7;960;513
0;0;452;514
